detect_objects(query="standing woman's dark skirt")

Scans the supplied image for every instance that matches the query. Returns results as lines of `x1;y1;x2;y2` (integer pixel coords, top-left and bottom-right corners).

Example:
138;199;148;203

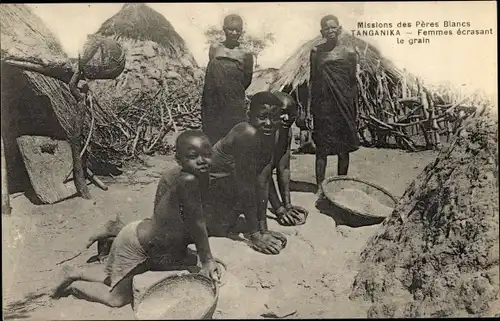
201;57;247;145
311;57;360;156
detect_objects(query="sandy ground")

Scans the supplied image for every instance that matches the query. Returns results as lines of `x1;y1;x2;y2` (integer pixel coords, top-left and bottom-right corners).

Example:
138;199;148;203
2;147;437;319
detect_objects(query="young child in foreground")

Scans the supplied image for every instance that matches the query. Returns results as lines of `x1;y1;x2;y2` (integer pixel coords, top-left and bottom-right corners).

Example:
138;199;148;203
268;92;309;226
51;130;221;307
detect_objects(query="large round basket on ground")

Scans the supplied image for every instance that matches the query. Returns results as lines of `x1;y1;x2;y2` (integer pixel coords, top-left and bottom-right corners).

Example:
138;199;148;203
79;35;126;80
133;273;219;320
319;176;398;227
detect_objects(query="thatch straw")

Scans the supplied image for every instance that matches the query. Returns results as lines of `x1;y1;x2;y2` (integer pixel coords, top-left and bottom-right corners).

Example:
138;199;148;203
97;3;192;59
270;32;411;94
246;68;279;97
1;4;77;136
1;4;126;170
0;5;67;65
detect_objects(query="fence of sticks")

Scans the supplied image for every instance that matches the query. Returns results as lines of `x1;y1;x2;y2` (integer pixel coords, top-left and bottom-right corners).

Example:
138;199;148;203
353;43;491;152
84;78;203;169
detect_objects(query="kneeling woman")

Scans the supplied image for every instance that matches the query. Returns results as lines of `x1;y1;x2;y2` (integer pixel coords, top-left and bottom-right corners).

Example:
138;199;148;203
205;91;287;255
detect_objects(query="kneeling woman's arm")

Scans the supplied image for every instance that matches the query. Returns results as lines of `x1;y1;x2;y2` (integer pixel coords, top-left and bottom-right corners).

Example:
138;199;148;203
234;136;261;235
276;128;293;209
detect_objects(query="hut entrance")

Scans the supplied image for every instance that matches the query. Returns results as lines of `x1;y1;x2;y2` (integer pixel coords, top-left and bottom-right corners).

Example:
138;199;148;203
1;63;66;193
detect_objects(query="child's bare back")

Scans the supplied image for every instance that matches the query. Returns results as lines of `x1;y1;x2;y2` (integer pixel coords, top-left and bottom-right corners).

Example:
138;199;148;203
136;167;195;259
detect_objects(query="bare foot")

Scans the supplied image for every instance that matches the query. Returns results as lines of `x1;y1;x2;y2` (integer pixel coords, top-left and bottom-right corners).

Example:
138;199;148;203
50;265;80;298
315;184;324;198
214;258;228;287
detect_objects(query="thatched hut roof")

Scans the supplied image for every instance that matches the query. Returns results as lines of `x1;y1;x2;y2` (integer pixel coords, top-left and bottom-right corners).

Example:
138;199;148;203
270;32;403;94
0;4;78;137
1;4;123;188
246;68;279;97
90;3;203;108
1;4;77;191
0;4;69;67
97;3;194;61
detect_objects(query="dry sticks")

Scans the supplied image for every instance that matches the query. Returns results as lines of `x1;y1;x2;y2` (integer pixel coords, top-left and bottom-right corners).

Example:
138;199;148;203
353;46;486;151
88;79;203;166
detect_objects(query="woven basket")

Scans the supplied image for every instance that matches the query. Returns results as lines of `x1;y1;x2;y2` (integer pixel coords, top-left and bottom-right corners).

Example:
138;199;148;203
319;176;397;227
133;273;219;320
79;35;126;80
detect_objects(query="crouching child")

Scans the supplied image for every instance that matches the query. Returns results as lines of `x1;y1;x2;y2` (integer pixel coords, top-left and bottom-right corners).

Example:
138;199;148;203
51;130;222;308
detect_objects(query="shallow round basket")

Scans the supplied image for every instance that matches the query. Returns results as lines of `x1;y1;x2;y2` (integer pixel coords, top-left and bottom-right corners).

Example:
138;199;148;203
320;176;397;227
133;274;219;320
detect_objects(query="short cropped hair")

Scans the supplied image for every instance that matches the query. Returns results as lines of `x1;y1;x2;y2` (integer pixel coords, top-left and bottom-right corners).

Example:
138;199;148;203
320;15;340;28
223;14;243;27
273;91;298;116
175;130;209;157
249;91;283;115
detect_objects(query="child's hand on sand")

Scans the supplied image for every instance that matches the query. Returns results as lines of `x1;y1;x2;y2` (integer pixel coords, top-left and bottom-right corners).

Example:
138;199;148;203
200;259;222;282
249;231;285;255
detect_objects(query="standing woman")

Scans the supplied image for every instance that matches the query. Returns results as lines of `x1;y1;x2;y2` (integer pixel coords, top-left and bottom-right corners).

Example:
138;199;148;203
308;15;360;196
201;14;254;145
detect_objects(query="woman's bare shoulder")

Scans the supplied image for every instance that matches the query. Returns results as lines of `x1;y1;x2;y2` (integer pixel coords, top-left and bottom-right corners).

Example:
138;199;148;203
228;122;258;144
237;122;258;135
210;42;224;50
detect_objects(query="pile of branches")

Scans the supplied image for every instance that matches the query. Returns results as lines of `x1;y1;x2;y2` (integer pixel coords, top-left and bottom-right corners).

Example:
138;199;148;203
354;45;490;151
85;78;203;168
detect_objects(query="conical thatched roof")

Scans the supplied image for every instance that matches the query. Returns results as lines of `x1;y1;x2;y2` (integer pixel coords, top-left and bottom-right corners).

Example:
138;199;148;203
1;4;77;191
0;4;68;66
1;4;123;179
246;68;279;97
1;4;77;135
97;3;193;61
270;32;404;94
90;3;203;107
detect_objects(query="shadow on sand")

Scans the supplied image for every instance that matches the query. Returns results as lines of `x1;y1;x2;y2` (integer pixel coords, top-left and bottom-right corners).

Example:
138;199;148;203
3;291;49;320
290;180;317;194
315;197;384;228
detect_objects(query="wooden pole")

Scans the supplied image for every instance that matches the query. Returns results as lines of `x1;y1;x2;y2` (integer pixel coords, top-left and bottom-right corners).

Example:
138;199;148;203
1;136;11;215
69;70;91;199
429;98;441;150
401;69;408;100
419;83;432;149
401;69;409;137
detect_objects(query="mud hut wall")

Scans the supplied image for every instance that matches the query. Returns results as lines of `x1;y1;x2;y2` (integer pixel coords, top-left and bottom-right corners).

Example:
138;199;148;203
88;38;201;106
1;64;68;192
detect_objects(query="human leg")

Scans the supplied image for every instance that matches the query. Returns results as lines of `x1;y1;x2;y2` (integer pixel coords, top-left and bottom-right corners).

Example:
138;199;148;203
51;263;110;298
337;153;350;176
315;152;327;196
66;281;121;307
67;261;148;308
